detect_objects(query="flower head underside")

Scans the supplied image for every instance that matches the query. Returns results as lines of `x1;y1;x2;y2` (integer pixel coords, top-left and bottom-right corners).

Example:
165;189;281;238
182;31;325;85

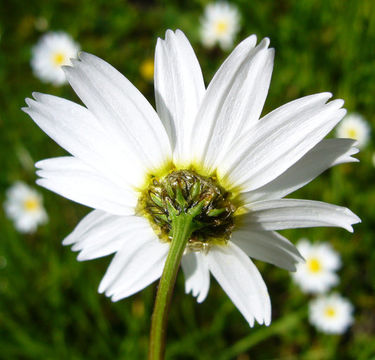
23;29;360;327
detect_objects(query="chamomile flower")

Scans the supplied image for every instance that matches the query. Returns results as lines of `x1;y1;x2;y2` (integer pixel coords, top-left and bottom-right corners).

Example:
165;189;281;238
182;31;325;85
335;113;370;149
23;30;360;327
200;2;240;50
31;31;80;86
309;293;354;334
292;239;341;294
4;181;47;233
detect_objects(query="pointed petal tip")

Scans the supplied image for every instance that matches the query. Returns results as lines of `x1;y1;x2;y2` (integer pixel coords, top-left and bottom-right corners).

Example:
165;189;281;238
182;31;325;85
62;236;74;246
31;91;43;100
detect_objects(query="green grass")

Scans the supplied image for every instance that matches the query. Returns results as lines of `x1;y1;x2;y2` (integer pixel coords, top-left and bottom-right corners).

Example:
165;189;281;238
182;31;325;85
1;0;375;359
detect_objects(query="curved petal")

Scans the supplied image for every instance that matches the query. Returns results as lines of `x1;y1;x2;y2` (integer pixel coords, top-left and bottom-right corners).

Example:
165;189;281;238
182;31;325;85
63;52;171;174
192;36;275;173
218;93;346;192
207;241;271;327
155;30;205;164
22;93;145;188
181;251;210;303
240;199;361;232
63;210;150;261
36;157;137;215
231;229;303;271
98;224;169;301
241;138;359;203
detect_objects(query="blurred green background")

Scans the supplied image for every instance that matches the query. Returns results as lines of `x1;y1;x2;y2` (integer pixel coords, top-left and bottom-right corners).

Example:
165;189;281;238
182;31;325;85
1;0;375;359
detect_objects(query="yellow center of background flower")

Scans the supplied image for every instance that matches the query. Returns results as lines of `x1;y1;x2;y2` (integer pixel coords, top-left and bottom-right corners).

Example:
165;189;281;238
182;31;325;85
215;20;229;35
52;52;66;67
324;306;336;318
307;258;321;273
347;128;358;139
24;198;40;211
140;59;154;81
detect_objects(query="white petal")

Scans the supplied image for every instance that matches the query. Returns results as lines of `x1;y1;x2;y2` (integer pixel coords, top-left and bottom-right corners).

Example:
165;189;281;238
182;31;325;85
207;241;271;326
63;209;110;245
98;225;169;301
63;53;171;174
242;138;359;203
218;93;346;191
63;210;150;261
193;35;274;172
155;30;205;164
193;39;274;172
181;251;210;303
36;157;137;215
22;93;143;187
241;199;361;233
231;229;303;271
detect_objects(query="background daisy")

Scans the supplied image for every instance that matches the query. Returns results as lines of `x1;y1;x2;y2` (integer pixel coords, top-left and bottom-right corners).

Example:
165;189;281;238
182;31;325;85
309;293;354;334
4;181;48;233
200;2;240;50
335;113;370;149
292;239;341;294
31;31;80;85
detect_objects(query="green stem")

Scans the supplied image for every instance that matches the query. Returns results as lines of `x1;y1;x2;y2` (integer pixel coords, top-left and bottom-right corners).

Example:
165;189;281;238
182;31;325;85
148;213;195;360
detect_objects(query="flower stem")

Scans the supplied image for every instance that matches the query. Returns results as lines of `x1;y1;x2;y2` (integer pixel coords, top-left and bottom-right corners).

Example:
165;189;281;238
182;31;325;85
148;213;194;360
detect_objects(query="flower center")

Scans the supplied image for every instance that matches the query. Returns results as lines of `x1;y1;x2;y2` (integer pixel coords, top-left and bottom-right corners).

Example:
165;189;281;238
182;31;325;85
137;169;236;252
324;306;336;318
24;197;40;212
347;128;358;139
140;59;154;81
215;20;229;35
52;52;66;67
307;257;322;273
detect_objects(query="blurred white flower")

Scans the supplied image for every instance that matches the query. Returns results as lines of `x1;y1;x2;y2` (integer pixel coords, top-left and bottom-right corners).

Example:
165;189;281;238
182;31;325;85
23;30;360;327
335;113;370;149
31;31;80;86
200;2;240;50
4;181;48;233
309;293;354;334
292;239;341;294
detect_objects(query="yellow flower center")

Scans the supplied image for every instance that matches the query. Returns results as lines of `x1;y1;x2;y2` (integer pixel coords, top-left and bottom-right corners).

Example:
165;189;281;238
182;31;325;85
324;306;336;318
215;20;229;35
347;128;358;139
307;257;322;273
52;52;66;67
24;198;40;212
140;59;154;81
137;169;237;251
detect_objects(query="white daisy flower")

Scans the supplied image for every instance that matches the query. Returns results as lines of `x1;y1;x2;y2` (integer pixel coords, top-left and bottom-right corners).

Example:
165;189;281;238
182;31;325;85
4;181;48;234
23;30;360;327
309;293;354;334
31;31;80;86
292;239;341;294
200;2;240;50
335;113;370;149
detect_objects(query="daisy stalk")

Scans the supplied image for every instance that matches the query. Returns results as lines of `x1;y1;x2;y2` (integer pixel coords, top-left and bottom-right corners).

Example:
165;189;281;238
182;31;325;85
23;29;360;359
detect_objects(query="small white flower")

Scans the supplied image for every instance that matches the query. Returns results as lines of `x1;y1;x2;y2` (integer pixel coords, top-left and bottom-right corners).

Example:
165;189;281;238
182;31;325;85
309;293;354;334
293;239;341;294
31;31;80;86
23;30;360;327
200;2;240;50
4;182;48;233
335;113;370;149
